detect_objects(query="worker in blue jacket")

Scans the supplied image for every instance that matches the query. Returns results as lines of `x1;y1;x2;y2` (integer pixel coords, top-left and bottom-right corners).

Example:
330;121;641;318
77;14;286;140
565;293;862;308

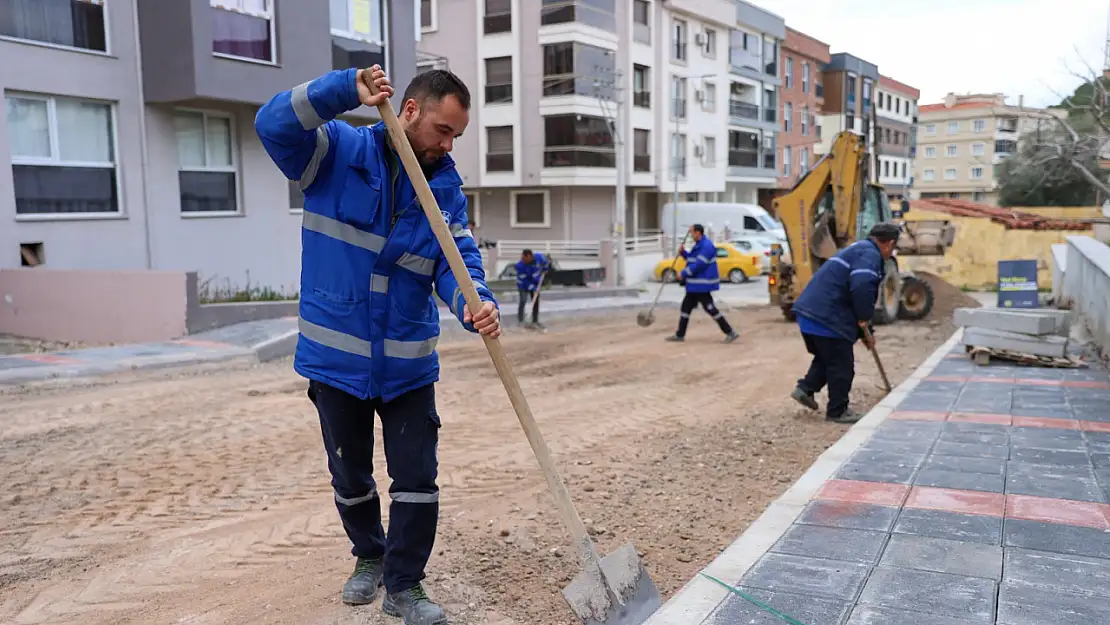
789;222;901;424
515;249;550;329
666;224;739;343
255;65;498;624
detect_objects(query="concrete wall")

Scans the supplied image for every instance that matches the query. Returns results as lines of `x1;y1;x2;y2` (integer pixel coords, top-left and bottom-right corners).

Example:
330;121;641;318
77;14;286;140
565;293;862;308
0;269;188;343
1060;236;1110;355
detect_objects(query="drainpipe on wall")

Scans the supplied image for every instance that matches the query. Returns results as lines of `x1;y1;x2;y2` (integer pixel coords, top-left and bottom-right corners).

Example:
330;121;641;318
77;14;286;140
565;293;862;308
132;2;154;269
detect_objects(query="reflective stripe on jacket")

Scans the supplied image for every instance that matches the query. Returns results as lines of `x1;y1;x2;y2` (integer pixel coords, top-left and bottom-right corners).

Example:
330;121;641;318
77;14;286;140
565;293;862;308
791;239;885;343
514;253;549;292
680;237;720;293
255;68;497;401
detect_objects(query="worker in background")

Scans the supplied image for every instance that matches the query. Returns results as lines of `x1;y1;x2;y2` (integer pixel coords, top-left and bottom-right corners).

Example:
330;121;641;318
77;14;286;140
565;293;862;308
666;224;740;344
789;222;901;424
255;65;500;625
515;249;550;329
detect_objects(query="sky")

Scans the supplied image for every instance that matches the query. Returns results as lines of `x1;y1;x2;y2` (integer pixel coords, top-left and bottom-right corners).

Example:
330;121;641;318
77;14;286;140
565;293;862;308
752;0;1108;107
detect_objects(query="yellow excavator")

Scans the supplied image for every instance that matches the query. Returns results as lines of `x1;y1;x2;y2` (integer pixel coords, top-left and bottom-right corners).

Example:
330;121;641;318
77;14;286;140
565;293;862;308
769;130;956;324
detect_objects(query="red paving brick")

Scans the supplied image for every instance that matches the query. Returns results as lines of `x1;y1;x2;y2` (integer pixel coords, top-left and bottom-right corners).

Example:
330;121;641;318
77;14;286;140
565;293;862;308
1068;380;1110;389
889;411;948;421
1012;416;1080;430
1081;421;1110;433
948;412;1012;425
906;486;1006;517
815;480;909;507
924;375;969;383
1006;495;1110;530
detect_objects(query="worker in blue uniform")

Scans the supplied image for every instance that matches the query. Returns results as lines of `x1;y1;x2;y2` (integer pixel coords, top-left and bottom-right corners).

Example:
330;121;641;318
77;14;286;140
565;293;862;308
515;249;550;329
666;224;740;343
789;222;901;424
255;65;499;624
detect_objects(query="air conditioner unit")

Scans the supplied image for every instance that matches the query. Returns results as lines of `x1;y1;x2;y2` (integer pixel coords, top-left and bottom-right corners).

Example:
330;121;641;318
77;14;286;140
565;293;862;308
695;33;706;46
695;89;705;102
694;145;704;157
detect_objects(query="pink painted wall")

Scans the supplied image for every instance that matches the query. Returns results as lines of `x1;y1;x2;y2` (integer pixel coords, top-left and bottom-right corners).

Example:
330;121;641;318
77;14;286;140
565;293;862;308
0;269;189;344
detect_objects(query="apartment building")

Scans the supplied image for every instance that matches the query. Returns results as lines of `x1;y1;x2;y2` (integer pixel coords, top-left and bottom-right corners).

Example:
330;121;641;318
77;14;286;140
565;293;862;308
816;52;878;156
1;0;418;293
874;75;919;199
915;93;1064;205
416;0;780;242
776;27;828;190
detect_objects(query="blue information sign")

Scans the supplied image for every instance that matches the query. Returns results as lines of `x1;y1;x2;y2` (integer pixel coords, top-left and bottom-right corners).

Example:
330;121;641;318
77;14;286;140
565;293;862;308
997;260;1039;308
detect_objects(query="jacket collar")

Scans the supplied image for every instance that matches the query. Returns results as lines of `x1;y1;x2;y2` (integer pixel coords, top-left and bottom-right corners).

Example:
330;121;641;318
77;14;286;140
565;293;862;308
371;122;463;189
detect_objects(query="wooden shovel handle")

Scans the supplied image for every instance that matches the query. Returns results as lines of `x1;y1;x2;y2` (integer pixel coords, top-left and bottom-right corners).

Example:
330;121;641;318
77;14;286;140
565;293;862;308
861;326;892;392
368;78;597;558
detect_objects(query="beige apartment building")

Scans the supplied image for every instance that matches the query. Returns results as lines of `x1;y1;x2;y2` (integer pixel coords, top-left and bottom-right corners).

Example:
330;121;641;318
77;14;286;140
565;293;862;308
914;93;1063;205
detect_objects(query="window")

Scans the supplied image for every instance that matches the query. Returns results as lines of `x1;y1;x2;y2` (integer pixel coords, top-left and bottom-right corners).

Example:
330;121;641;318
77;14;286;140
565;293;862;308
970;166;984;180
801;106;808;136
484;0;511;34
845;113;855;131
862;79;872;108
420;0;436;31
762;35;777;76
703;136;716;166
972;142;985;157
846;75;857;105
702;28;716;57
0;0;107;52
923;168;935;181
925;124;936;135
924;146;936;158
783;102;792;132
543;114;614;168
947;120;959;134
671;75;687;119
484;57;513;103
485;126;513;172
885;127;891;144
175;110;237;214
944;167;956;180
541;0;616;32
973;119;986;133
633;65;650;108
800;147;809;172
702;82;716;112
782;146;791;176
893;131;899;145
901;162;906;178
728;130;759;168
6;93;118;215
511;191;549;228
542;42;615;98
331;0;386;45
672;18;687;61
632;0;650;44
213;0;276;62
462;192;480;227
945;144;957;157
633;128;650;172
883;160;890;177
895;96;900;113
671;132;687;177
802;62;810;93
763;88;776;123
784;57;793;88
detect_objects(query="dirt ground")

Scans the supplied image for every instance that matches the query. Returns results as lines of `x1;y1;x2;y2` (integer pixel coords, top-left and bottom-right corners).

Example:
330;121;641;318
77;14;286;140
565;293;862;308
0;305;958;625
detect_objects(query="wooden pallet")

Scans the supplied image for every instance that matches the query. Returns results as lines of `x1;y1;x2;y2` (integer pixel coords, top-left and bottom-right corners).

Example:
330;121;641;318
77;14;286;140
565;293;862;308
967;345;1088;368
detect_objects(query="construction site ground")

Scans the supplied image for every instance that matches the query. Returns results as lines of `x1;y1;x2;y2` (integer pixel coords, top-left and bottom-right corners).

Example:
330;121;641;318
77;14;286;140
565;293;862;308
0;303;963;625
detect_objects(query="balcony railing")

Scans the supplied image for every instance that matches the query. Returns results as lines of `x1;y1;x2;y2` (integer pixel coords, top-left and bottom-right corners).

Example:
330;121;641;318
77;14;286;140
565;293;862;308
763;150;776;169
543;148;616;168
634;154;650;172
729;100;759;120
633;91;650;108
763;107;776;123
486;153;513;171
730;49;762;73
728;149;758;168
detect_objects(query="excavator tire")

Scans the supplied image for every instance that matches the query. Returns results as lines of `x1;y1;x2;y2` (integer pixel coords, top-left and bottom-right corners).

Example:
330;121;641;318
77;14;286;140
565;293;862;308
872;260;902;326
781;305;797;322
897;274;935;320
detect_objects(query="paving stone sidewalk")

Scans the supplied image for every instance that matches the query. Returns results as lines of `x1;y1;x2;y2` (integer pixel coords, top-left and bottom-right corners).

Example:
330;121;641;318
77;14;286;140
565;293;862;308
649;334;1110;625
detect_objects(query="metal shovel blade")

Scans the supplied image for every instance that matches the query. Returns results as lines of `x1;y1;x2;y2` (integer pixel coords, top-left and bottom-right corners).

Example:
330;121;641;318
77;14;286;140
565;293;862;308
562;542;662;625
636;310;655;327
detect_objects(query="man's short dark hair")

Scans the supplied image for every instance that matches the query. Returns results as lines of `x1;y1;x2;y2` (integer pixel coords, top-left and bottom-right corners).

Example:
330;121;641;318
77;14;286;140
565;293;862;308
402;69;471;110
522;249;533;256
691;223;705;234
867;222;902;243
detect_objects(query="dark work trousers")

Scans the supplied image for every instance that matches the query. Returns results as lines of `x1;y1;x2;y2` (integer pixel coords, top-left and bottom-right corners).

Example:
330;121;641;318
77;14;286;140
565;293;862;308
798;332;856;418
676;291;734;337
307;379;441;594
517;289;539;323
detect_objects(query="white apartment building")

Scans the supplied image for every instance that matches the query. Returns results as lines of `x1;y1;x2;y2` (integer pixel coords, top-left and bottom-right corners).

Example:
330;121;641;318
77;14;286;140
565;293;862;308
874;75;919;199
416;0;781;243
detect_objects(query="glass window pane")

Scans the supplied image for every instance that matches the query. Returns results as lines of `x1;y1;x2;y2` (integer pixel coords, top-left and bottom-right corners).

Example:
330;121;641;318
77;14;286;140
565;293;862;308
12;164;118;214
211;8;273;61
330;0;349;31
205;116;233;167
174;112;206;168
4;97;51;159
180;171;237;213
241;0;269;14
351;0;382;41
55;99;113;163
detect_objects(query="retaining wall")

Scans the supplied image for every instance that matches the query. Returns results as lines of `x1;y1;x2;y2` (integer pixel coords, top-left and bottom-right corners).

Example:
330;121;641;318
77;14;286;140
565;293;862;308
1060;235;1110;355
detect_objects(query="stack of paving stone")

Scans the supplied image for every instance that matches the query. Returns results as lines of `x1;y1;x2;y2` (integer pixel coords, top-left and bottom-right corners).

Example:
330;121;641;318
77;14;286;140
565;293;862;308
955;307;1073;360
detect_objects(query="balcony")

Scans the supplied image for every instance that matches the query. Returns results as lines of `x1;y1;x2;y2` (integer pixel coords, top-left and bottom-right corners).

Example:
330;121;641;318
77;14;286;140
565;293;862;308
997;117;1019;133
728;149;759;168
634;91;651;108
634;154;651;172
995;140;1017;155
730;101;759;121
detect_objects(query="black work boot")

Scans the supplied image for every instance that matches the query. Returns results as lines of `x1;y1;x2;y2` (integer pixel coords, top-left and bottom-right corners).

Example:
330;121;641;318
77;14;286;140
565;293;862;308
382;583;448;624
665;334;684;342
829;408;863;424
341;556;384;605
723;331;739;344
790;386;819;411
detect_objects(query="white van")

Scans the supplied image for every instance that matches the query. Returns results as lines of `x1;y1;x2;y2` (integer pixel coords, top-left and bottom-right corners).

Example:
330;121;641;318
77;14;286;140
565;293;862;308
661;201;786;242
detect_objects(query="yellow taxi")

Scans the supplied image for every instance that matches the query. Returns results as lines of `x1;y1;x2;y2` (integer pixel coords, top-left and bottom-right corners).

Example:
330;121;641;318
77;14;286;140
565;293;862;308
652;242;762;284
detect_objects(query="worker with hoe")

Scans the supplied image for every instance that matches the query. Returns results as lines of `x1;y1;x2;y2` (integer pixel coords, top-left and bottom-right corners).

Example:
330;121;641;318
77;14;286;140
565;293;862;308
515;249;550;330
666;224;740;344
255;64;500;624
789;222;902;424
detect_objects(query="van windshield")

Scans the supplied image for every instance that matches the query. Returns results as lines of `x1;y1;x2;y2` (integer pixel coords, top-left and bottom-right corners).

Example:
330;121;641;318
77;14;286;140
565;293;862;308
757;214;781;231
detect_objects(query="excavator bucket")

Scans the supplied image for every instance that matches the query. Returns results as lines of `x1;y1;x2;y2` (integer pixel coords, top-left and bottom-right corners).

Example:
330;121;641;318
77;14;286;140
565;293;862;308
897;220;956;256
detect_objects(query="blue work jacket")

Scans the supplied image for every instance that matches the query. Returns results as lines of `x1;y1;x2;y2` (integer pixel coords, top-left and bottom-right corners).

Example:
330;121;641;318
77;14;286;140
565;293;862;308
680;236;721;293
792;239;886;343
514;253;550;292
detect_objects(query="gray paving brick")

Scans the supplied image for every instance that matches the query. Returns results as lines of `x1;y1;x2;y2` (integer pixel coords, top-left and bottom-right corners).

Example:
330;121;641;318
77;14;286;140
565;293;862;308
705;587;852;625
836;462;917;485
1091;452;1110;468
847;606;981;625
893;509;1002;545
1004;519;1110;559
997;581;1110;625
939;430;1009;446
932;441;1010;459
871;421;945;443
849;450;927;469
796;501;900;532
952;399;1014;414
1086;432;1110;445
771;524;889;564
914;468;1005;493
741;553;871;600
1004;548;1110;599
879;534;1003;580
924;455;1006;475
1005;473;1105;503
857;566;996;623
897;397;957;411
1009;428;1086;451
1006;461;1094;480
1008;447;1090;466
1010;406;1073;419
942;422;1011;436
915;381;967;394
861;437;936;454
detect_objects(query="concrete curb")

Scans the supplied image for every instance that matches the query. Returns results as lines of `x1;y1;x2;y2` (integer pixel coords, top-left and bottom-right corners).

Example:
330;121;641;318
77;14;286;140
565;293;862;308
0;348;255;387
641;328;966;625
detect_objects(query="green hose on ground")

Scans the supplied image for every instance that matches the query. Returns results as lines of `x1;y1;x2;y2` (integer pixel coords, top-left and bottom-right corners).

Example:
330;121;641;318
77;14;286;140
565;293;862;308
699;572;811;625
